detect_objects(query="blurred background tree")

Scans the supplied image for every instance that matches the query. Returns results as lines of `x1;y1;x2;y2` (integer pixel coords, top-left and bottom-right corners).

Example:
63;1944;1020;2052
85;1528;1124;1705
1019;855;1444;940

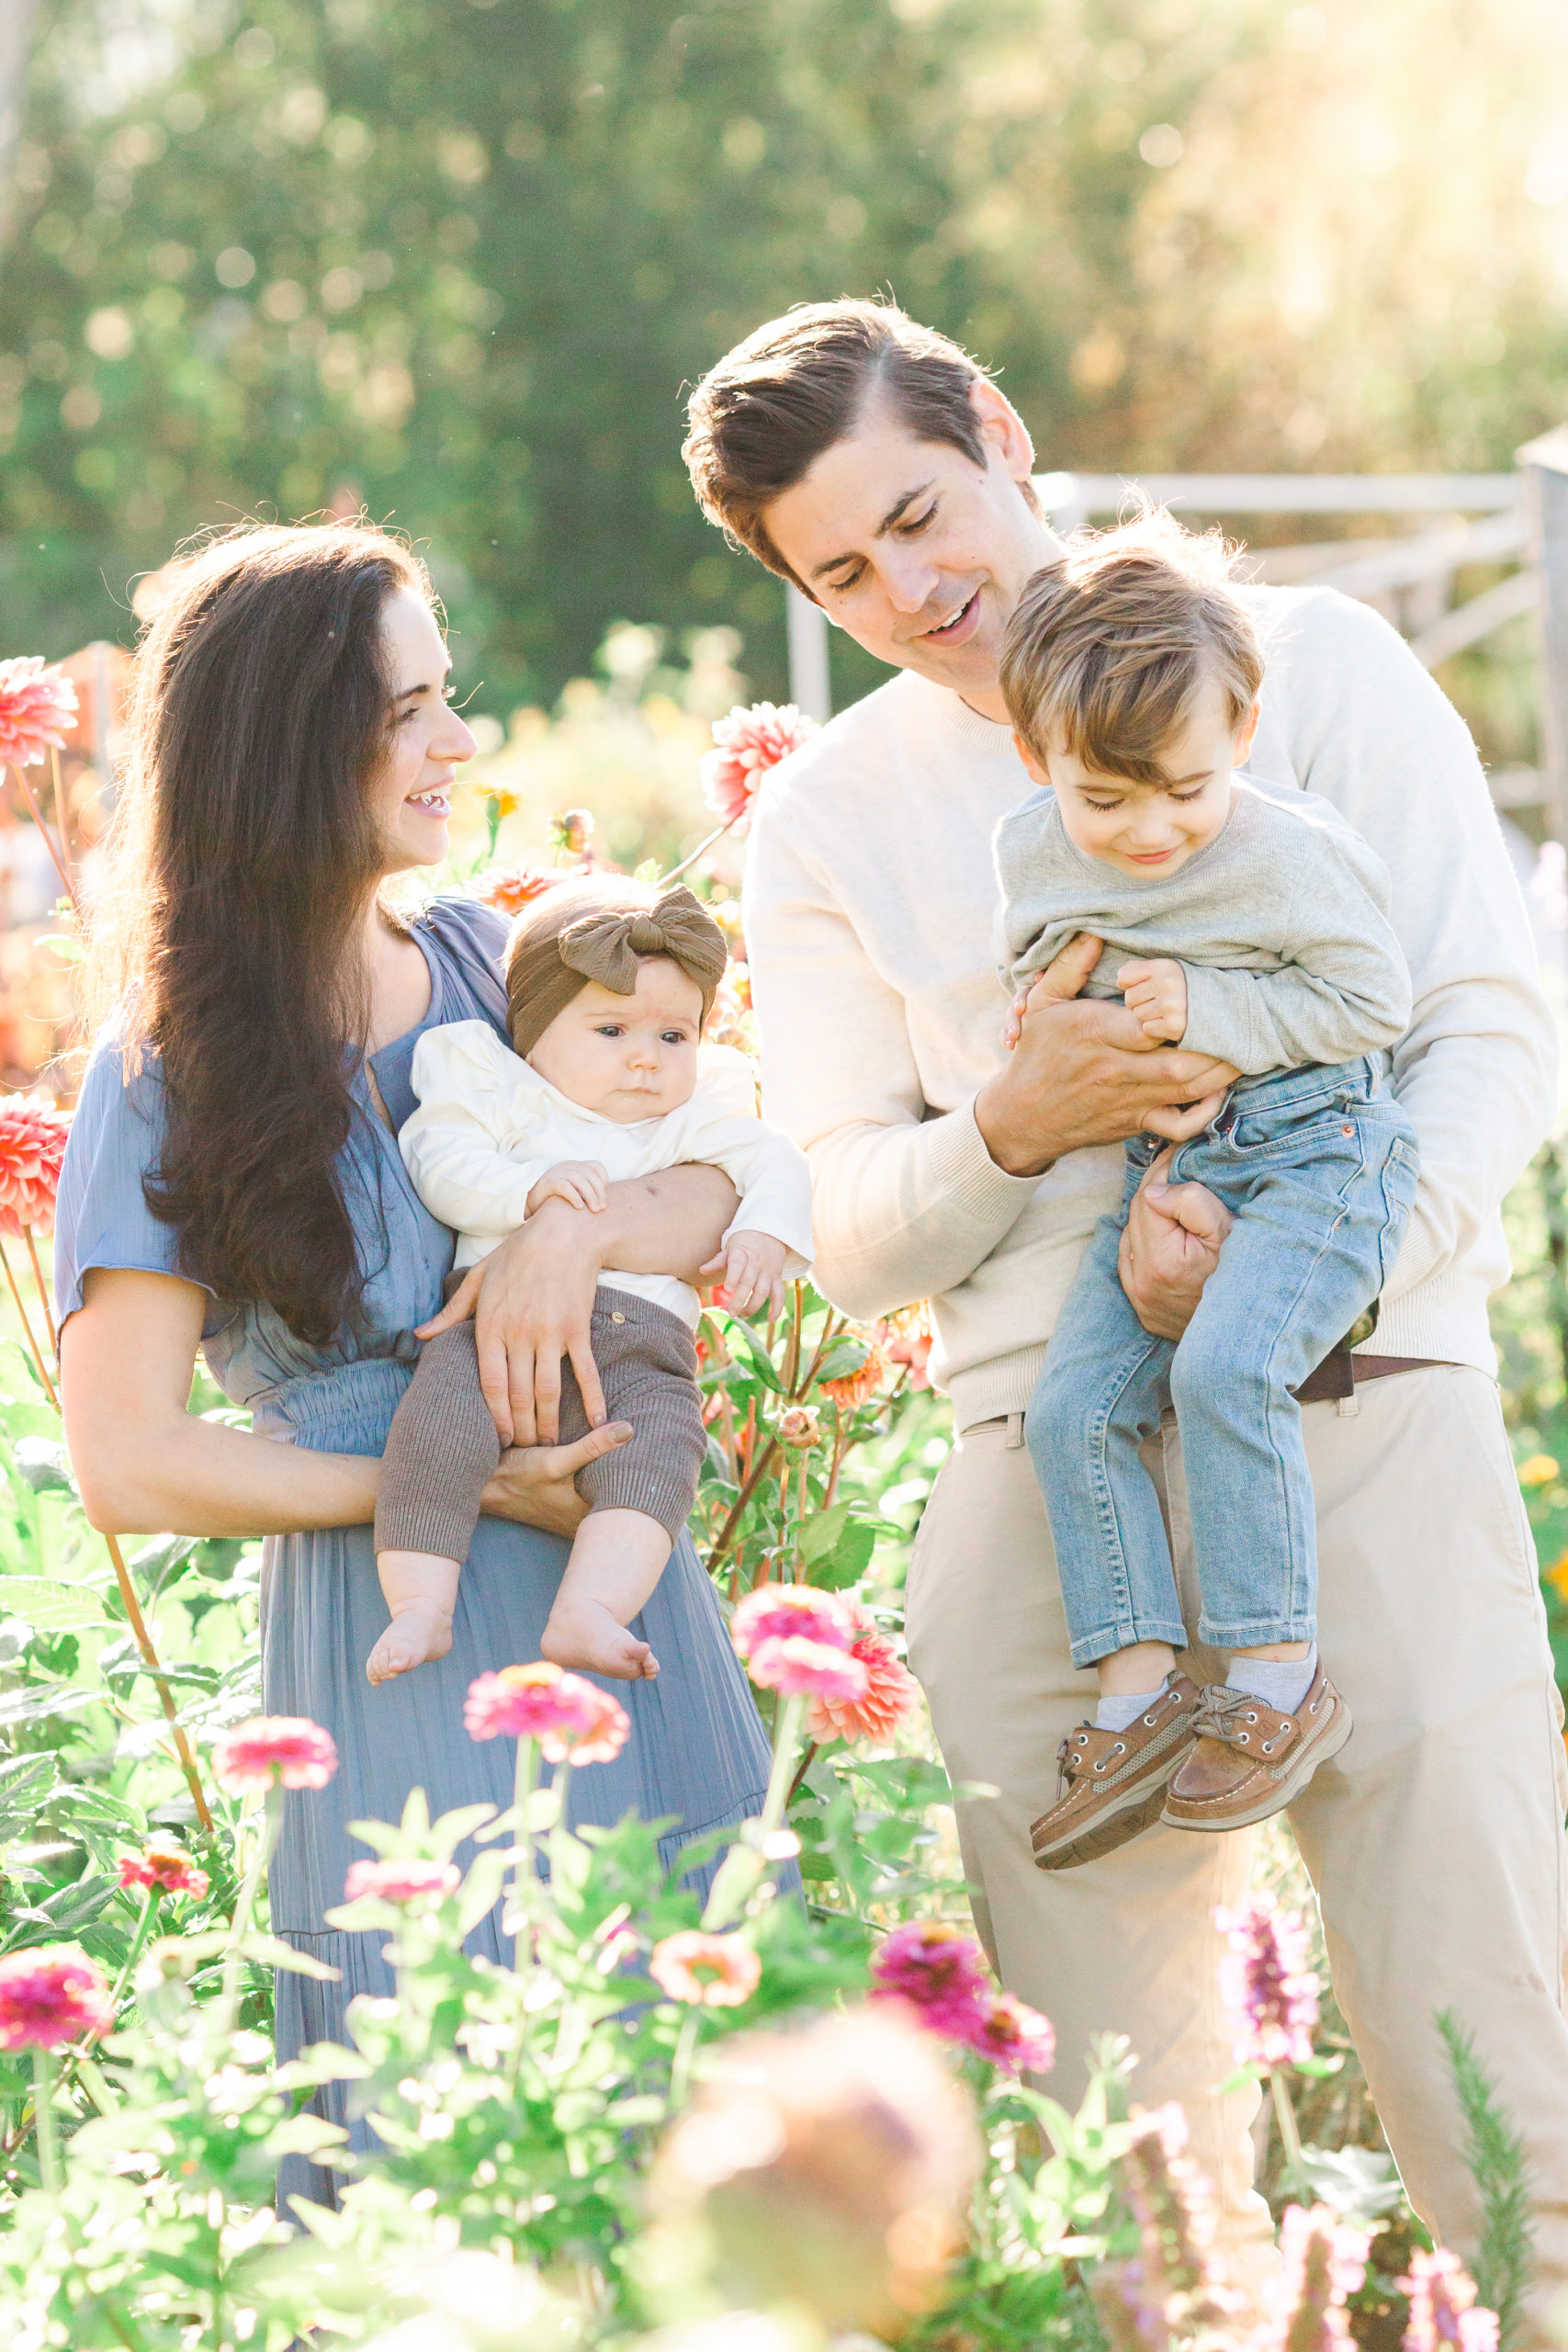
4;0;1568;723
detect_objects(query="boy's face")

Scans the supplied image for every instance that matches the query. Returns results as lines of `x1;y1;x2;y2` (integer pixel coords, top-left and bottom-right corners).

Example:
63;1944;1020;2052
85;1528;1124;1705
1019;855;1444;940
1015;678;1259;880
525;957;704;1123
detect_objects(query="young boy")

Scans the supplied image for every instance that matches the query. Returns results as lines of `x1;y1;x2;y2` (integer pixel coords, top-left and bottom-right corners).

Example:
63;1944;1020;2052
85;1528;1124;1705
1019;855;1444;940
367;876;815;1688
994;514;1419;1871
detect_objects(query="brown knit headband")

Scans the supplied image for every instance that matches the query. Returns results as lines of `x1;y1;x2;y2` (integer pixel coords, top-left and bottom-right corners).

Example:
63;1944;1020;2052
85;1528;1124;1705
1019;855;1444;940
505;879;729;1058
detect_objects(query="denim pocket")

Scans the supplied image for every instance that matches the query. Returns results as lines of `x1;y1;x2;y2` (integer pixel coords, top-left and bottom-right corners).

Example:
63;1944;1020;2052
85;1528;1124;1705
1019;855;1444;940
1375;1133;1421;1286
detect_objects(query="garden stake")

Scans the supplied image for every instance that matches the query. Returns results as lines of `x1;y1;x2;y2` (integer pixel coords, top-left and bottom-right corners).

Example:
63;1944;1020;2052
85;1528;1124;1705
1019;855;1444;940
0;1235;56;1403
31;2047;60;2195
8;762;76;909
24;1230;55;1354
49;745;77;898
785;1739;818;1806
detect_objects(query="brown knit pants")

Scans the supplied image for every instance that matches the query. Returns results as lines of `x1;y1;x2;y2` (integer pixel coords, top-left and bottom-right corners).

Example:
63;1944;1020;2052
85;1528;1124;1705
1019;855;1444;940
376;1283;707;1562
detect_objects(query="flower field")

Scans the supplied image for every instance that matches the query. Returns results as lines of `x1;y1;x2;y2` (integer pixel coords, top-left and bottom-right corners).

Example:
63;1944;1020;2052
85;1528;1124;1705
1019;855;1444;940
0;650;1542;2348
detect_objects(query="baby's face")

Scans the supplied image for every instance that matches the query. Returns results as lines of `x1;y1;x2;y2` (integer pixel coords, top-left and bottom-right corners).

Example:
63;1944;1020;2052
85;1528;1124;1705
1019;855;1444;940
1016;677;1258;881
526;957;704;1122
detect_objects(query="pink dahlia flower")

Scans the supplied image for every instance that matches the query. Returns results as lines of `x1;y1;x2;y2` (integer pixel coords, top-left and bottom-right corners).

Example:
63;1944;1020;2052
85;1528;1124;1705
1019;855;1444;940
464;1659;631;1763
968;1989;1055;2075
1213;1894;1320;2070
0;658;78;770
0;1942;114;2051
699;701;820;832
731;1583;856;1661
649;1929;761;2008
869;1918;993;2041
747;1634;871;1702
344;1857;461;1905
807;1617;919;1745
1400;2249;1499;2352
0;1093;70;1238
118;1843;209;1899
212;1714;339;1796
473;864;562;915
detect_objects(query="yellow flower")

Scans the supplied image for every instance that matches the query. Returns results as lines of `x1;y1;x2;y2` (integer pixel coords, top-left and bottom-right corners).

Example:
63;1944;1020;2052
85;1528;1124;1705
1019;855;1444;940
1517;1453;1560;1488
1545;1551;1568;1605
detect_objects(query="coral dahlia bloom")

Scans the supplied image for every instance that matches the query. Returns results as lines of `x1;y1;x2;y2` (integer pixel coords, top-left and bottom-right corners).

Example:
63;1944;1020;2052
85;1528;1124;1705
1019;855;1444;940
212;1714;339;1796
877;1301;934;1392
474;864;562;915
700;701;818;832
807;1622;919;1744
870;1918;991;2041
819;1342;887;1412
118;1843;209;1899
464;1660;631;1763
747;1635;870;1702
1399;2249;1499;2352
1214;1895;1320;2070
731;1583;856;1661
0;1093;70;1238
0;657;78;770
649;1929;761;2008
344;1857;461;1905
968;1989;1055;2075
0;1942;114;2050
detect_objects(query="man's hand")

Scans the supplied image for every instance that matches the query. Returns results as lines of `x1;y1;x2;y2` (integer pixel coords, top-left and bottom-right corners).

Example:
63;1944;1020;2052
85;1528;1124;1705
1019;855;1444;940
480;1420;634;1539
525;1159;610;1216
702;1228;789;1317
980;933;1237;1177
1117;1148;1234;1340
1117;957;1188;1045
417;1197;605;1448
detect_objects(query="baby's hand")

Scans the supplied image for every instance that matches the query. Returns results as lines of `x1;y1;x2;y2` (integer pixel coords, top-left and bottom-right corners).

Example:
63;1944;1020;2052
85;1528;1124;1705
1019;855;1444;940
526;1159;610;1216
701;1229;789;1317
1117;957;1188;1044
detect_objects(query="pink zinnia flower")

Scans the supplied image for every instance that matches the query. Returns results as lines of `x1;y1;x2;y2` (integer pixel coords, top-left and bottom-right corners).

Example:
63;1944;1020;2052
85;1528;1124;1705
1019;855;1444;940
1214;1895;1320;2069
0;657;78;770
118;1843;209;1899
870;1918;993;2041
0;1093;69;1238
211;1714;339;1796
463;1659;631;1764
747;1634;871;1702
731;1583;857;1661
1399;2250;1499;2352
1270;2203;1371;2352
344;1857;461;1905
0;1943;114;2050
819;1342;888;1412
807;1616;919;1745
473;864;562;915
649;1929;761;2008
700;702;819;833
969;1989;1055;2075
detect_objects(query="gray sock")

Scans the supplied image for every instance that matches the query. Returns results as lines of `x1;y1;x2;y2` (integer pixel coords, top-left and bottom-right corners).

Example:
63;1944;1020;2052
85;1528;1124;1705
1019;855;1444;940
1225;1644;1317;1717
1095;1681;1170;1733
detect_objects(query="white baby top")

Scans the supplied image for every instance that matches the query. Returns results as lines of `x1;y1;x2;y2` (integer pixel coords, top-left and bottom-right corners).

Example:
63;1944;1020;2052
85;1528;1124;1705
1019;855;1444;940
400;1020;816;1327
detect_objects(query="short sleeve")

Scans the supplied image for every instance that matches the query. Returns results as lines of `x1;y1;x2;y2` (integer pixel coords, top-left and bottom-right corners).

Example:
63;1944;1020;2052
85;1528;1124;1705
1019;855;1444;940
54;1033;218;1331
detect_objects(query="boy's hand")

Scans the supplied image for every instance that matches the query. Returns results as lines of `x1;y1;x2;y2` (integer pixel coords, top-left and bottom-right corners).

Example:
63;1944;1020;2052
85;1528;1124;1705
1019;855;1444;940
526;1159;610;1216
1004;933;1101;1051
701;1229;790;1317
1117;958;1188;1044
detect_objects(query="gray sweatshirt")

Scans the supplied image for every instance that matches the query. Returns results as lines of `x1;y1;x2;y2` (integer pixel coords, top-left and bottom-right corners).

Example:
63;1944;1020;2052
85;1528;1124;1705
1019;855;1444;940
994;775;1413;1078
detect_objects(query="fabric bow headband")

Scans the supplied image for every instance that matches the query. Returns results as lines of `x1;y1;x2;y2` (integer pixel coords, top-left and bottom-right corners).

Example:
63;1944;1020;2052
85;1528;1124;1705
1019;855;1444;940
505;882;729;1058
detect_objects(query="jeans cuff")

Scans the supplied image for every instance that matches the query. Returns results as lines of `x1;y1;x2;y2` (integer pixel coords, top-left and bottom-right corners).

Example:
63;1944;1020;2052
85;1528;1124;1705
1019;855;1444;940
1068;1618;1189;1671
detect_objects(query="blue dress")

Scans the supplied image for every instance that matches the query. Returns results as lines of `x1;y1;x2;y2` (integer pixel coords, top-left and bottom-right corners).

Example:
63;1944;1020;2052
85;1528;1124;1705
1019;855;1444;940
53;896;774;2203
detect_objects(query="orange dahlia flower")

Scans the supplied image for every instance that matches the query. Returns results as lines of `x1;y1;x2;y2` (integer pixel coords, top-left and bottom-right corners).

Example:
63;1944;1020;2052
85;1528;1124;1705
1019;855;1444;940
649;1928;761;2007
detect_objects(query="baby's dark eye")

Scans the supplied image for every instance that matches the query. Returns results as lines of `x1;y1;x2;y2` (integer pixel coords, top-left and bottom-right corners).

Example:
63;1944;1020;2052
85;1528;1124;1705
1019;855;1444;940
660;1029;688;1044
595;1024;623;1038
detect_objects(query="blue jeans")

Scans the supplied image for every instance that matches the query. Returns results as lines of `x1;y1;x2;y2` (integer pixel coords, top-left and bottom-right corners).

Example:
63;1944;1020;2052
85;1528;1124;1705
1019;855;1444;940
1028;1057;1420;1668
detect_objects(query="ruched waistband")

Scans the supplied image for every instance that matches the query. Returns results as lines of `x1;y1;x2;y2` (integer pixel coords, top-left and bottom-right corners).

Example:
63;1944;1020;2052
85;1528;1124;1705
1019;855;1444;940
250;1344;420;1454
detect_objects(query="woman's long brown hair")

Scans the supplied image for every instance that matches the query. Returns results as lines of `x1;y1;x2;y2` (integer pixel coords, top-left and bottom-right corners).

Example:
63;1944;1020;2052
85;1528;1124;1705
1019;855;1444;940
92;522;432;1343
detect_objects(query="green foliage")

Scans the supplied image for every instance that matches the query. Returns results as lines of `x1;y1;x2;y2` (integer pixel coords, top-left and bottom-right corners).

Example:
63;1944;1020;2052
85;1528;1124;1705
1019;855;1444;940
1437;2009;1533;2352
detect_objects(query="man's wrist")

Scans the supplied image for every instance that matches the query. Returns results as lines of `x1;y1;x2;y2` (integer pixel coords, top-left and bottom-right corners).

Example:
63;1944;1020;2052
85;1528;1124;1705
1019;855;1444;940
975;1072;1061;1180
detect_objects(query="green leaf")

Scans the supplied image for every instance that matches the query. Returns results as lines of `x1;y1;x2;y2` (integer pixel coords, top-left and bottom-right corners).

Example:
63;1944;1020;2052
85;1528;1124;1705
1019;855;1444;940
0;1577;108;1631
10;1438;75;1495
724;1321;784;1393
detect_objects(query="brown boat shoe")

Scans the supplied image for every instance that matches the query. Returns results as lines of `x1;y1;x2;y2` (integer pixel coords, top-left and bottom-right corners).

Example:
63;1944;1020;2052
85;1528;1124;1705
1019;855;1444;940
1161;1662;1352;1832
1031;1673;1202;1871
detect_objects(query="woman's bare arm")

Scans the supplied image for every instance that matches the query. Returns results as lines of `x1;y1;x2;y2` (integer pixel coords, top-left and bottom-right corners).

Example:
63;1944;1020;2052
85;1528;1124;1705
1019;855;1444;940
62;1266;627;1540
421;1162;739;1449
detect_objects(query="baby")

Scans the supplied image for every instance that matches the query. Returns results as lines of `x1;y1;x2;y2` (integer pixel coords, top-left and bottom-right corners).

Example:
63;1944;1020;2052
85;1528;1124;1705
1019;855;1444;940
993;514;1420;1870
367;876;815;1687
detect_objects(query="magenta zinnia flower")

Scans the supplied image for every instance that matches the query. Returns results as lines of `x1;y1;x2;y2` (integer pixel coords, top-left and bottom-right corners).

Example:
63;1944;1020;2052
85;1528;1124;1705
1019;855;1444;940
344;1857;461;1905
1214;1895;1320;2069
463;1660;630;1763
0;657;78;770
0;1943;114;2050
730;1583;856;1660
649;1929;761;2008
968;1988;1055;2075
211;1714;339;1796
700;701;819;833
870;1918;993;2041
0;1093;69;1238
118;1843;209;1899
1399;2249;1499;2352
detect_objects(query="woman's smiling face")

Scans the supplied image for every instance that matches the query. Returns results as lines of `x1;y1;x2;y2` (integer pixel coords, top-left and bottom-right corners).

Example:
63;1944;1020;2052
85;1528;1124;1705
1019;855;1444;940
371;587;478;875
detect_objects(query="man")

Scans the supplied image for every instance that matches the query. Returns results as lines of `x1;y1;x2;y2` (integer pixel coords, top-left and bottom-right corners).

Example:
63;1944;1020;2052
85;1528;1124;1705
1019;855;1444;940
684;300;1568;2310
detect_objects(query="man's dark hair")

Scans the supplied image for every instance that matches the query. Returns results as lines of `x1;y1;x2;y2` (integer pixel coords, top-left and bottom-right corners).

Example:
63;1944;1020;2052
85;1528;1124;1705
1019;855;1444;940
683;300;1023;593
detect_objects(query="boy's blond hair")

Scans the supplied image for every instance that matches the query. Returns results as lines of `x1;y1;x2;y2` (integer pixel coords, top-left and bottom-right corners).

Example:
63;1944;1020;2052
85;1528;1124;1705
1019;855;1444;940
999;510;1264;789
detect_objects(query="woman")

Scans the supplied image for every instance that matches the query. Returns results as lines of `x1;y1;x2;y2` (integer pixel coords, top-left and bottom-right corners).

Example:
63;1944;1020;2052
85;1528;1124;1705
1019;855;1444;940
55;522;774;2204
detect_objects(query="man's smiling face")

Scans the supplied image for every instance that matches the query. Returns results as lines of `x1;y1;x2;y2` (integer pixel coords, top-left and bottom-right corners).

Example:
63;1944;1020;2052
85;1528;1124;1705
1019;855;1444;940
760;380;1056;719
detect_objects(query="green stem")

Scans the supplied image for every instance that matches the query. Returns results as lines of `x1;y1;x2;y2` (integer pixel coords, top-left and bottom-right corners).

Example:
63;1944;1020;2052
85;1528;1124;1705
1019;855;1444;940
1270;2064;1303;2187
669;2007;701;2109
760;1694;807;1839
220;1782;282;2027
108;1886;160;2015
32;2046;59;2193
513;1736;538;1973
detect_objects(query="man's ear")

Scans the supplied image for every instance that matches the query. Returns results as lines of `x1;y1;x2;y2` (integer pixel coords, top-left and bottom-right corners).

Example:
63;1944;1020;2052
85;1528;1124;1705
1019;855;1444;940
969;379;1036;482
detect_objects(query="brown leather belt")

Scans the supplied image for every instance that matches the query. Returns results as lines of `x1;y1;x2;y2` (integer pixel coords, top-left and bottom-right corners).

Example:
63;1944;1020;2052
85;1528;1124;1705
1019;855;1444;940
1291;1348;1450;1407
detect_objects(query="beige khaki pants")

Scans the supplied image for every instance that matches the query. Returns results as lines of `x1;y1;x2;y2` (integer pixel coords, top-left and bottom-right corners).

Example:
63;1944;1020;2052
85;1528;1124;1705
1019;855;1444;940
907;1365;1568;2334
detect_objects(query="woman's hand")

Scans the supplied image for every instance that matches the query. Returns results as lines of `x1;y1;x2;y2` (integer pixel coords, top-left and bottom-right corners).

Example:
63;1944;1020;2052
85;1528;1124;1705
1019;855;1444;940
480;1420;634;1539
1116;1149;1234;1340
420;1197;606;1449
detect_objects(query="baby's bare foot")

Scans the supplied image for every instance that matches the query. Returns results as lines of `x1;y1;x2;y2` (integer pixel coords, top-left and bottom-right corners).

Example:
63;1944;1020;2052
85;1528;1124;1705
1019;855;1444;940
367;1600;454;1686
541;1600;659;1682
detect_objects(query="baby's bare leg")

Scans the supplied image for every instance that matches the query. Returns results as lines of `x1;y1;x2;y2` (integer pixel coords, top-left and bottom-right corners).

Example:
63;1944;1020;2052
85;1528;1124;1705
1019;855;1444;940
367;1550;461;1685
540;1510;671;1681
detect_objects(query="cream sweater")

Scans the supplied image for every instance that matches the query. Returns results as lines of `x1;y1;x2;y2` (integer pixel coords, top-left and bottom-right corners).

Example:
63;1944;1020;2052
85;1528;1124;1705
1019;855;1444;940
742;587;1557;1431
